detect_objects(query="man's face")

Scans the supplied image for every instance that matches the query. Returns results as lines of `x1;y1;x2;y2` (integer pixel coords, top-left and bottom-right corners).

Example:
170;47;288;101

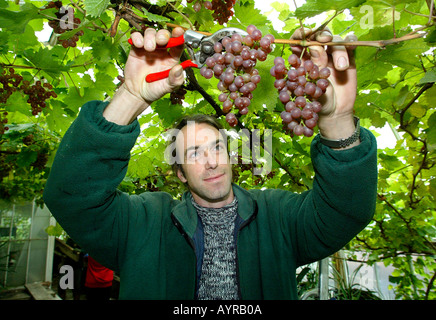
175;122;233;208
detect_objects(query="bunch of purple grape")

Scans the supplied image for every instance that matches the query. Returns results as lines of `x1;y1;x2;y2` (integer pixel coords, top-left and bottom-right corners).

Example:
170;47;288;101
199;25;275;127
271;53;331;137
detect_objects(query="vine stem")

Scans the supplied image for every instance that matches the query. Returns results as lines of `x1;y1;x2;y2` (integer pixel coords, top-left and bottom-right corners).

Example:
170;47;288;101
165;23;427;48
273;32;426;47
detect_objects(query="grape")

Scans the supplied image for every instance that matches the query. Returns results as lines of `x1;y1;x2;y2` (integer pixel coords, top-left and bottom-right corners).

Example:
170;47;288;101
316;79;329;92
287;69;298;81
279;91;290;104
0;68;56;125
288;54;301;68
293;86;305;97
297;75;307;86
274;79;286;91
214;42;223;53
231;41;242;54
226;112;238;127
291;107;302;119
193;1;202;12
205;57;216;68
251;29;262;41
204;1;212;10
312;101;322;113
208;0;237;25
303;126;314;137
247;25;257;35
287;121;299;131
312;86;323;99
285;101;295;112
275;63;287;75
301;107;313;120
303;60;314;72
259;37;271;49
200;25;275;126
45;2;83;48
271;53;331;137
239;107;249;115
213;64;224;76
309;66;320;80
218;93;228;102
304;82;316;96
295;96;306;108
281;111;292;123
257;49;268;61
319;67;331;79
305;118;317;129
293;125;304;136
171;86;187;105
251;75;261;84
203;69;214;79
223;100;233;113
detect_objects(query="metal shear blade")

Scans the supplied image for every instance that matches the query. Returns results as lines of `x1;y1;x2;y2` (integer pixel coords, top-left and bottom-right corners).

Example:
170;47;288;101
184;28;248;68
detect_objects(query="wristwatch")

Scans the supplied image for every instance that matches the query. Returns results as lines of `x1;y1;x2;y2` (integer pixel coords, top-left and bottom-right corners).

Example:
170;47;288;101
319;116;360;149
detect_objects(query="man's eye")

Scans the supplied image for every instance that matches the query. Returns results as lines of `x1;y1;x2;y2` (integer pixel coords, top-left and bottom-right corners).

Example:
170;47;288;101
189;151;199;159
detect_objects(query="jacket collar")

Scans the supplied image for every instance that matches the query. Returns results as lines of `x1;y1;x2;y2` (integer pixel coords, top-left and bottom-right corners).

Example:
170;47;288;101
171;183;256;238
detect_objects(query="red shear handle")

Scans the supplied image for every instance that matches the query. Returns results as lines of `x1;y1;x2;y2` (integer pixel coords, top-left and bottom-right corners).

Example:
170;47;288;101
145;60;198;83
127;34;185;48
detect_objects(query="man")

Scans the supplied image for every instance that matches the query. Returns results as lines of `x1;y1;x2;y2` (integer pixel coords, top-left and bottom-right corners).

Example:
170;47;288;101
43;27;378;299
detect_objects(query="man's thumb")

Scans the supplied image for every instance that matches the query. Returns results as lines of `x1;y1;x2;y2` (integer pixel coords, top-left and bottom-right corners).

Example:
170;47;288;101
168;65;184;88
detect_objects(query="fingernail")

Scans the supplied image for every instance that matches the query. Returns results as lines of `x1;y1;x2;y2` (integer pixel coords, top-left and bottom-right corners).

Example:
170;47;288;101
175;66;183;77
310;48;320;58
157;34;170;42
338;57;348;69
145;41;154;50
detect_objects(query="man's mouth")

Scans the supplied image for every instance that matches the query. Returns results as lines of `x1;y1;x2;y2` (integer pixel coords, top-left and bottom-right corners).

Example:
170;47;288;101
204;173;225;182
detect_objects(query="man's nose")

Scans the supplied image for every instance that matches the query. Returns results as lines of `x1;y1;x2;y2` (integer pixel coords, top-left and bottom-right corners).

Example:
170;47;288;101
204;149;218;169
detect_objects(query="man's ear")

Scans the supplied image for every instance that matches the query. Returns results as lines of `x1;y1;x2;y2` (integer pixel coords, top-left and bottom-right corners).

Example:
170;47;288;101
177;167;187;183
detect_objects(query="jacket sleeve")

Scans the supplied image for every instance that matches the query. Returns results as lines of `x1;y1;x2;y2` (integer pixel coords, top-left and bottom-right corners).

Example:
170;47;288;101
282;127;378;267
43;100;143;272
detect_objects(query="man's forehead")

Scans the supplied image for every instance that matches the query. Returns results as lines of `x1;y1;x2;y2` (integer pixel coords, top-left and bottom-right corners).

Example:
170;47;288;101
176;123;223;147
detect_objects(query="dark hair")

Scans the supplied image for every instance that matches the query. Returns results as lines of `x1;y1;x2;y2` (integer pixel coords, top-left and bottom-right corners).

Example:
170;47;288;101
167;114;228;177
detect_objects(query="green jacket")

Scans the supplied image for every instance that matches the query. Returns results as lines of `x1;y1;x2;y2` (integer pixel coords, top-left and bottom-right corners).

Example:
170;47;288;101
43;100;378;300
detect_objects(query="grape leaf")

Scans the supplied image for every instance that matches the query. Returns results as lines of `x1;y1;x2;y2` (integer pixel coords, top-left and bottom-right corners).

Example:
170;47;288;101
152;98;184;127
232;0;268;32
23;47;67;78
251;55;278;113
408;103;427;118
0;31;8;54
0;3;40;34
83;0;110;18
45;100;76;134
425;28;436;44
142;8;170;23
378;39;428;69
419;70;436;84
427;112;436;146
16;148;38;168
294;0;366;19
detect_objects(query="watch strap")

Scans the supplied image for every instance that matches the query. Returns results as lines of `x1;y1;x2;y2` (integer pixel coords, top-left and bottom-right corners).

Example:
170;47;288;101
319;117;360;149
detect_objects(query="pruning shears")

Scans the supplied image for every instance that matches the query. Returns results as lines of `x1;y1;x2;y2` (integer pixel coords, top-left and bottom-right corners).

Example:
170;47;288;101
128;28;248;83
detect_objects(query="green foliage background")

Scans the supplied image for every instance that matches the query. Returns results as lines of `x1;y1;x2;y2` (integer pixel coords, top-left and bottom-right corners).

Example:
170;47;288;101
0;0;435;299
